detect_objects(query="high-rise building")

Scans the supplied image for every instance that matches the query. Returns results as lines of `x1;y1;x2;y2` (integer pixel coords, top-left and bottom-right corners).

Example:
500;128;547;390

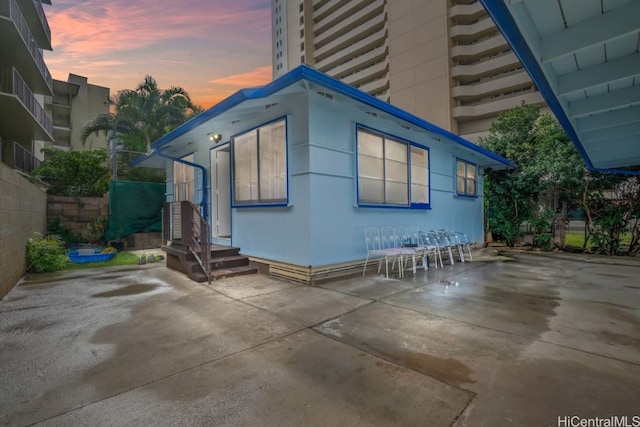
272;0;546;141
0;0;54;173
49;74;110;152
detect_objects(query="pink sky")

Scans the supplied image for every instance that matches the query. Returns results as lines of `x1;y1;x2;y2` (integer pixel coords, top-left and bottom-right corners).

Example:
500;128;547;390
44;0;273;109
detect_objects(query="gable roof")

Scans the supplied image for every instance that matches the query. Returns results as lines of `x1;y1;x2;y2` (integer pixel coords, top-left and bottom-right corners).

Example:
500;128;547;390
480;0;640;175
132;64;515;169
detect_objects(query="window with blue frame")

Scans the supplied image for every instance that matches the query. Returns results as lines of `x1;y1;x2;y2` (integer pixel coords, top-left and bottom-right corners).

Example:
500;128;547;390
233;119;287;206
357;127;429;208
456;159;477;196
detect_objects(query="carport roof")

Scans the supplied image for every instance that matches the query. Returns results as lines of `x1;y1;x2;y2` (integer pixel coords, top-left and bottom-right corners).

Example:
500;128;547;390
480;0;640;174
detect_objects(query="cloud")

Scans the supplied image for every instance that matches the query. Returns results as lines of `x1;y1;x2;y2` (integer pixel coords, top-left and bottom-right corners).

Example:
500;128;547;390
48;0;271;58
208;66;272;87
44;0;273;109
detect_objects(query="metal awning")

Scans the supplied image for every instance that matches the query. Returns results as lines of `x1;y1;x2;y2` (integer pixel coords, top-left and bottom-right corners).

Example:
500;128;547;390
480;0;640;174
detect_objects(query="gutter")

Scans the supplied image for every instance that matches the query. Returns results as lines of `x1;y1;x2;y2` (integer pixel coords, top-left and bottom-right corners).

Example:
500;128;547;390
154;147;208;221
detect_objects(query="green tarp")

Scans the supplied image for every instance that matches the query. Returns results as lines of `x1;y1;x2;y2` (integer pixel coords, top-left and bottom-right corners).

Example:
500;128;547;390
106;180;165;241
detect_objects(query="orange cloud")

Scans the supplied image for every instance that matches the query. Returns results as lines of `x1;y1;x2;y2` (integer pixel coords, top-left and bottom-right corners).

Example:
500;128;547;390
44;1;273;110
208;66;272;87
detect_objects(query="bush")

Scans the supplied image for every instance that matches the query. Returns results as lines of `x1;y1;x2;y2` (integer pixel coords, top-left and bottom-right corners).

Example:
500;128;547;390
26;233;68;272
47;216;83;246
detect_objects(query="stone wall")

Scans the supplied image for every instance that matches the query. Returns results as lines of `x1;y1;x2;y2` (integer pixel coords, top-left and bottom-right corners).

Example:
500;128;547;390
0;164;47;300
46;195;109;241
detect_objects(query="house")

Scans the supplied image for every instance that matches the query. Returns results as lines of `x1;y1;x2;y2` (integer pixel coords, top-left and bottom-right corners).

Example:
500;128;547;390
132;65;514;283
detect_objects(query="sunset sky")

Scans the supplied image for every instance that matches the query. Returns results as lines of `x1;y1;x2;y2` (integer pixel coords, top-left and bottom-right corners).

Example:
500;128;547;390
44;0;274;109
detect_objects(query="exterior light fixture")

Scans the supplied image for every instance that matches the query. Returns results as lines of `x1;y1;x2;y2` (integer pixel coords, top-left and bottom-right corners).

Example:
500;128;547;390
208;133;223;142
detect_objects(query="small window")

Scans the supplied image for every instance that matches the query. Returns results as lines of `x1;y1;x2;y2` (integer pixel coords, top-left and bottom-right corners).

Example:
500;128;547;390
357;127;430;208
456;159;477;197
299;3;303;12
233;119;287;206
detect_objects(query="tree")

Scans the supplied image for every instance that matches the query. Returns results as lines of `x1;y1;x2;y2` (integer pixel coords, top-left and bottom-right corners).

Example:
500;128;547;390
82;75;203;153
481;103;584;248
31;148;109;197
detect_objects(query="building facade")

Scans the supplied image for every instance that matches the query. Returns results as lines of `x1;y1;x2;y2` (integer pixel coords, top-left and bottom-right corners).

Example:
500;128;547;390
49;74;110;152
0;0;54;173
133;65;513;283
272;0;546;141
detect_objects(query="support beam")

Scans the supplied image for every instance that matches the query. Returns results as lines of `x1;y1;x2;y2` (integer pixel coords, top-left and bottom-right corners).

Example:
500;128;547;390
581;122;640;144
540;1;640;63
575;107;639;132
569;85;640;118
557;53;640;96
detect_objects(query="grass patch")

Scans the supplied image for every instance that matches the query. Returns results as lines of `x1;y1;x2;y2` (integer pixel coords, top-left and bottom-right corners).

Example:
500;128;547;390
564;231;633;249
565;231;587;248
65;251;140;270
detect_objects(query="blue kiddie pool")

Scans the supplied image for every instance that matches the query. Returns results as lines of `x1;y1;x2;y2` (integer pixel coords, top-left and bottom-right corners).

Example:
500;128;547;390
67;248;117;264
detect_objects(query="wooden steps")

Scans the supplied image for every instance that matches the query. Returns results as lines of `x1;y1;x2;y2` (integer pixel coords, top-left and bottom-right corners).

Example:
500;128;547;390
163;243;258;282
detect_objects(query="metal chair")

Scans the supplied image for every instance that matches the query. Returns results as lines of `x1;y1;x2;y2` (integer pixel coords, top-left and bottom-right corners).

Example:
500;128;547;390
363;227;404;279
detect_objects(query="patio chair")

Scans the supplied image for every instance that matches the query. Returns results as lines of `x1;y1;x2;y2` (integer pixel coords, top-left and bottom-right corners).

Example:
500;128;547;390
429;231;457;265
363;227;405;279
403;226;439;271
418;231;444;269
442;230;473;262
381;227;417;276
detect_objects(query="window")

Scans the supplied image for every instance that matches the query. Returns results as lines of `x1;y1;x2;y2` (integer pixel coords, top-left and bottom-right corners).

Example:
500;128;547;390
456;159;477;196
233;119;287;206
173;154;195;202
357;127;429;208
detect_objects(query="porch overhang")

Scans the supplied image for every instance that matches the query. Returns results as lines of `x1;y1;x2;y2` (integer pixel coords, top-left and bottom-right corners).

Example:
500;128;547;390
480;0;640;174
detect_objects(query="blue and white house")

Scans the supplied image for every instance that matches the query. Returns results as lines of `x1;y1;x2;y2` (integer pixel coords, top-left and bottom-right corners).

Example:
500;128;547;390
133;65;514;283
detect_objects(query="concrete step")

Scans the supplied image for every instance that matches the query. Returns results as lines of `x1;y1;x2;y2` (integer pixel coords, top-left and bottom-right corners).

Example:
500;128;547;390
210;255;249;270
210;265;260;280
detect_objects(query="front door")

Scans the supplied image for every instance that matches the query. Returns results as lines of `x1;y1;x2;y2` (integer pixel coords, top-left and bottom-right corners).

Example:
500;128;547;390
210;145;231;239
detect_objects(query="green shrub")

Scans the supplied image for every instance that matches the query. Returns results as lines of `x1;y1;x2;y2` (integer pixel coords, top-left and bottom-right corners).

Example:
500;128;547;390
47;216;83;246
26;233;68;272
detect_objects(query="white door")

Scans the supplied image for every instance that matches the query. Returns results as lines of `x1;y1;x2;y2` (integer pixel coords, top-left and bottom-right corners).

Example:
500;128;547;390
211;146;231;238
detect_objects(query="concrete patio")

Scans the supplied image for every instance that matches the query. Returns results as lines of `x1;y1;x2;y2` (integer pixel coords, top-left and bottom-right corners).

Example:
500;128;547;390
0;251;638;426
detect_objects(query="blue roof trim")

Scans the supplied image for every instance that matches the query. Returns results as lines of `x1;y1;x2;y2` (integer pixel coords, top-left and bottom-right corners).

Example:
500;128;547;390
133;64;516;168
479;0;640;176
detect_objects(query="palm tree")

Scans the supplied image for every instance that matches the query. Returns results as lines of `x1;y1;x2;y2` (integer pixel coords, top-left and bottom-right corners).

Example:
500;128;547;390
82;75;203;152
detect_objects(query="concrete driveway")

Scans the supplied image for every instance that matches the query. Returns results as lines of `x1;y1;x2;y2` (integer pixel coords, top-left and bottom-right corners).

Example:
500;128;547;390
0;251;638;426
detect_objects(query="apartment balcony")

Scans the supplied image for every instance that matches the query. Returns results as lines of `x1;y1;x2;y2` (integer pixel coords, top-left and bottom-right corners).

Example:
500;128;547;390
314;12;386;62
314;0;384;42
451;52;521;79
17;0;51;50
315;25;387;70
342;61;388;87
449;1;485;20
0;66;54;142
452;70;533;99
449;17;495;41
52;125;71;149
329;44;388;80
12;141;41;174
313;0;352;23
450;34;507;61
453;91;543;120
356;75;389;97
0;0;53;95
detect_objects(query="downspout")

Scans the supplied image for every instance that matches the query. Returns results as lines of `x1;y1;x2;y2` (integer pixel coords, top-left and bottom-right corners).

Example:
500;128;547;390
154;147;208;221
